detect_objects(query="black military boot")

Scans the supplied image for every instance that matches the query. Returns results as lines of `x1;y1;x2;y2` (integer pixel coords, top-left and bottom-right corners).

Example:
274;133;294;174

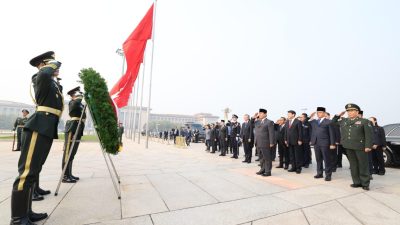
28;188;48;222
62;164;77;183
31;183;44;202
35;177;50;196
10;189;36;225
69;161;79;181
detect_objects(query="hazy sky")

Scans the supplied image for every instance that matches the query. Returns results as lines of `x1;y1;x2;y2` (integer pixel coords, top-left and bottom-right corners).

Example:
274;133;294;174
0;0;399;124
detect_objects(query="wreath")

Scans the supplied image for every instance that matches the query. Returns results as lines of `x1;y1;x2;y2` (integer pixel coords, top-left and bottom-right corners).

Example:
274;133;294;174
79;68;121;155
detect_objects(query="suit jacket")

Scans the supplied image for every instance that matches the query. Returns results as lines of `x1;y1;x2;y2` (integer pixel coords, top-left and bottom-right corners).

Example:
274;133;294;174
372;125;387;147
309;118;335;146
275;124;286;144
285;118;303;145
219;125;228;141
254;118;275;149
240;121;254;143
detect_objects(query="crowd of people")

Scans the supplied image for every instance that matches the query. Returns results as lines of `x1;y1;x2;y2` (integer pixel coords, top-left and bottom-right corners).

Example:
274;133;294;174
202;105;387;191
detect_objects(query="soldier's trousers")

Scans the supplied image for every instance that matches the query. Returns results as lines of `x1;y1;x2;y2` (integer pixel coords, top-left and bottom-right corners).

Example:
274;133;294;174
231;137;238;157
13;130;53;191
260;147;272;173
288;144;303;170
16;127;23;150
314;145;332;177
62;131;82;170
346;148;370;187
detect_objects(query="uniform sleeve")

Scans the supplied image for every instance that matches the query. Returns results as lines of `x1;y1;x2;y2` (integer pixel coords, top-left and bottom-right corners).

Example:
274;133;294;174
331;115;342;126
13;119;18;129
364;120;373;149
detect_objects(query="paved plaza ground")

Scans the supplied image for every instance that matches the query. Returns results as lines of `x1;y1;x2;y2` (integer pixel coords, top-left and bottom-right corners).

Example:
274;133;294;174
1;137;400;225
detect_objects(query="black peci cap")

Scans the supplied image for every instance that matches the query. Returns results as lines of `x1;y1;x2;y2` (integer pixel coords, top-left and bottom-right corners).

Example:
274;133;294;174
29;51;55;67
22;109;29;114
317;107;326;112
259;108;267;114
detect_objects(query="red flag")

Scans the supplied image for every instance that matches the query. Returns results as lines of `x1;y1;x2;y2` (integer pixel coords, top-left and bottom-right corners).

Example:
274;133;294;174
110;4;154;108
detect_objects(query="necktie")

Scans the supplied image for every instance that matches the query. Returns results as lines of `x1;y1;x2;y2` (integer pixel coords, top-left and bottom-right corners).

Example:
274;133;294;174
289;120;292;128
318;119;321;125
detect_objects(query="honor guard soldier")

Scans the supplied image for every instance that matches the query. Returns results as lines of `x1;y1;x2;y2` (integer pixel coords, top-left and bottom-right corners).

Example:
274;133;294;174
10;51;63;225
332;103;372;190
230;114;241;159
13;109;30;151
62;87;86;183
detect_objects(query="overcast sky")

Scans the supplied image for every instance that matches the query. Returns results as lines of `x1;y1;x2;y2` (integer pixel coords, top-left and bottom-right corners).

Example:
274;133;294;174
0;0;399;125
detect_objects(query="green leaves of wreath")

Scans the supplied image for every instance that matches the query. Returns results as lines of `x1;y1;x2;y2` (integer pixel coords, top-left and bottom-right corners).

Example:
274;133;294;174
79;68;121;155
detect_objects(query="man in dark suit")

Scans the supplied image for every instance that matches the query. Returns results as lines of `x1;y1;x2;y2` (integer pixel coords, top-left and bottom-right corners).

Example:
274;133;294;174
309;107;336;181
210;124;217;153
240;114;254;163
300;113;312;168
253;109;275;176
285;110;304;174
219;120;228;156
275;117;289;169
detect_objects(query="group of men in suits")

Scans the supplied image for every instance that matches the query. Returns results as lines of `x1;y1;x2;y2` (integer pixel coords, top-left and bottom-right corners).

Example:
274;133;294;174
203;104;385;191
205;114;242;159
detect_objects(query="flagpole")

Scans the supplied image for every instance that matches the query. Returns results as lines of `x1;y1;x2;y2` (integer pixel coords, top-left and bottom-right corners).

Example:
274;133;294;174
137;60;146;144
132;72;140;141
145;0;157;148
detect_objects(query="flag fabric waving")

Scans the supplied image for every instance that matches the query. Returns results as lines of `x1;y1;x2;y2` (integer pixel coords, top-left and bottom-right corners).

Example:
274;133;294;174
110;4;154;108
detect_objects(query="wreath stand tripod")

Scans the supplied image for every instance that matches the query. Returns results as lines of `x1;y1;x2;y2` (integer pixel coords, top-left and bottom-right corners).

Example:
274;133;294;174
54;104;121;199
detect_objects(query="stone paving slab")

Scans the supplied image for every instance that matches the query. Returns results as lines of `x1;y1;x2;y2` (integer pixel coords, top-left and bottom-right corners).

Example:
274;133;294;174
338;193;400;225
0;139;400;225
151;195;299;225
252;210;309;225
303;200;362;225
146;173;218;210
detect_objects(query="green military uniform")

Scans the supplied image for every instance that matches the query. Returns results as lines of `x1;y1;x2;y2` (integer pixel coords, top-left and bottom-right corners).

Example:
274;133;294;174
13;112;29;151
332;103;372;189
62;87;86;183
11;51;63;225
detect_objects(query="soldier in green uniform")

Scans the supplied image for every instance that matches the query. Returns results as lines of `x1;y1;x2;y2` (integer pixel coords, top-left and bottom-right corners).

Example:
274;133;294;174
10;51;63;225
13;109;30;151
62;87;86;183
332;103;372;190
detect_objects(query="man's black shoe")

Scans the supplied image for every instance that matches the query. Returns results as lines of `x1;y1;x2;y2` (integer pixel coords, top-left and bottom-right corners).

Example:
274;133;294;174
62;177;77;183
288;168;296;172
29;211;48;222
256;170;265;175
350;184;362;188
325;176;332;181
314;174;323;179
276;165;283;168
262;172;271;177
362;186;370;191
36;187;51;196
